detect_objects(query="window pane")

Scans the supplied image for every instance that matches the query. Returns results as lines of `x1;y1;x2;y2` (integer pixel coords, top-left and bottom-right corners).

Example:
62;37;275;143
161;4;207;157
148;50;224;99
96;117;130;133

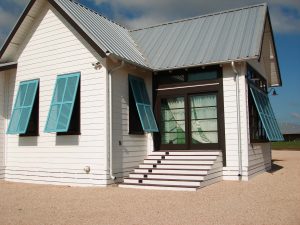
191;119;218;132
160;97;185;144
187;71;218;82
190;94;218;144
191;107;217;119
190;94;216;107
192;132;218;144
157;74;185;85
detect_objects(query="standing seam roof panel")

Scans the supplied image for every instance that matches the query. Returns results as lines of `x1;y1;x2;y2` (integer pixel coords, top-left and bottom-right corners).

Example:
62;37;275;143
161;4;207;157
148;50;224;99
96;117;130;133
130;4;268;70
54;0;148;67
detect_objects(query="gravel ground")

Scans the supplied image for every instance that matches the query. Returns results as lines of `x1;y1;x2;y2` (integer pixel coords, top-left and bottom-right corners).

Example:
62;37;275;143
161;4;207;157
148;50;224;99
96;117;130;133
0;150;299;225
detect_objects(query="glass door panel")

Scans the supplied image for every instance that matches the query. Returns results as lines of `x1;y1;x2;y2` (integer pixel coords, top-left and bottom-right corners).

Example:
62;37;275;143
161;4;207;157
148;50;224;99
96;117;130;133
190;94;218;145
160;97;186;145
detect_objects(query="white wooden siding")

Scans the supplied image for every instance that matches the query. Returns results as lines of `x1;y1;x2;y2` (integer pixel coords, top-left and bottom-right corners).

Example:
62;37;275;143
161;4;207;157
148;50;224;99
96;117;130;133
111;66;153;181
248;143;272;178
5;5;109;186
0;72;6;179
222;63;250;180
246;58;272;178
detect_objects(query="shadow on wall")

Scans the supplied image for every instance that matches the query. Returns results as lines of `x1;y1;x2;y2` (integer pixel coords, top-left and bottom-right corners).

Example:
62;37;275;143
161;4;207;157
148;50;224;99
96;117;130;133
5;69;17;120
56;135;79;146
19;136;38;146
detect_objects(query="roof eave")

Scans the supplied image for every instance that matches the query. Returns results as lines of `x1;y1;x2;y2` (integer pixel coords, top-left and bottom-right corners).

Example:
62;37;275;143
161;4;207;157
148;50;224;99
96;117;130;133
152;56;259;72
0;62;18;71
266;10;283;87
107;52;152;71
0;0;37;59
48;0;107;58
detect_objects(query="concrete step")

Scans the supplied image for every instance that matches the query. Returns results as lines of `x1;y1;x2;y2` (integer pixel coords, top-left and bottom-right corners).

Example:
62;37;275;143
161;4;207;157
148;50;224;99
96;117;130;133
134;168;209;175
139;164;212;170
124;178;201;186
129;173;205;181
144;159;214;165
119;183;198;191
147;155;218;160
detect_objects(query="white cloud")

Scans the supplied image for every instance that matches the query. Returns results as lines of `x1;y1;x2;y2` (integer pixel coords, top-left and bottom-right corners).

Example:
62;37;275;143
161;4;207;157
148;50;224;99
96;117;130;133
90;0;300;33
291;112;300;120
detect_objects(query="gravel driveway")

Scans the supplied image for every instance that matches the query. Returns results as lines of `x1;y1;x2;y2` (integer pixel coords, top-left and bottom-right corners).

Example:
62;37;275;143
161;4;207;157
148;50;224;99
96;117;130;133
0;150;299;225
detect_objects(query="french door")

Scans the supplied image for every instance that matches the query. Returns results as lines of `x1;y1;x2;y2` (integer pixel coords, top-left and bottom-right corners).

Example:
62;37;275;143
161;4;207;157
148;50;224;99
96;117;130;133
156;91;222;150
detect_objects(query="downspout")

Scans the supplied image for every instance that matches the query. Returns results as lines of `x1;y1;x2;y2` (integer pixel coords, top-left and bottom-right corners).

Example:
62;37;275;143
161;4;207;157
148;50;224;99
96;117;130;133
107;60;125;181
231;61;243;179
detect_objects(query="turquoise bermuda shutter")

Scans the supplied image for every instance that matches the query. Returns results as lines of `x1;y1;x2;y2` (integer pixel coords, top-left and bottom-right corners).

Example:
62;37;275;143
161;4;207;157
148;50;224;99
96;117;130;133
128;75;159;132
7;79;39;134
249;84;284;141
44;72;80;133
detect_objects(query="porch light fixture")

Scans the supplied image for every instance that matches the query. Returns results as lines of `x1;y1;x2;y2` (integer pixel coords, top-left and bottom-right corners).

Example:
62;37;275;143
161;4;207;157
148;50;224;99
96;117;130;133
92;61;102;70
268;88;278;96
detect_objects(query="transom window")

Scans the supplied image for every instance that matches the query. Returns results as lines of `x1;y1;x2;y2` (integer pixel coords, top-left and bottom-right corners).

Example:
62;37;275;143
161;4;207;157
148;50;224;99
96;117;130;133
156;66;221;86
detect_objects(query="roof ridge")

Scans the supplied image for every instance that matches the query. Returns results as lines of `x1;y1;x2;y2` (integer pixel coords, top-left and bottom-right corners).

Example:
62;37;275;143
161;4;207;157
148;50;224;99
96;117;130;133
130;3;267;32
68;0;128;30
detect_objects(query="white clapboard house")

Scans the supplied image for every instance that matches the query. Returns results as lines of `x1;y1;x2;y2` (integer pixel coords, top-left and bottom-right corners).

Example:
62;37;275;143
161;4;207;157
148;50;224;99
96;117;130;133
0;0;283;191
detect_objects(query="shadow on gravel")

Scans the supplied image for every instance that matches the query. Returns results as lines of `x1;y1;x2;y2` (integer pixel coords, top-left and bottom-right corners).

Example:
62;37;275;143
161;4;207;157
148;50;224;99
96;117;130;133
268;160;284;174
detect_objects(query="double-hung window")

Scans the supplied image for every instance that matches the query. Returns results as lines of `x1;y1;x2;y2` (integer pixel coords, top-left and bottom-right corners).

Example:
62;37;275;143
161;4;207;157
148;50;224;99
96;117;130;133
44;72;80;134
7;79;39;136
128;75;158;133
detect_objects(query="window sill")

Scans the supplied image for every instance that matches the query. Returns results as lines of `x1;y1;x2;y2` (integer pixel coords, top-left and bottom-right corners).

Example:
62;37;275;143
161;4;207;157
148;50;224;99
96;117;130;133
129;131;145;135
57;131;81;136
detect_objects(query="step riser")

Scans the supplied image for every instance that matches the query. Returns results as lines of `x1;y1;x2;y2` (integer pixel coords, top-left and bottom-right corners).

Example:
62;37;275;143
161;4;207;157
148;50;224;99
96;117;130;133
124;179;201;186
139;165;211;170
144;160;214;165
151;152;220;156
147;156;217;160
134;169;208;175
119;184;197;191
129;174;204;180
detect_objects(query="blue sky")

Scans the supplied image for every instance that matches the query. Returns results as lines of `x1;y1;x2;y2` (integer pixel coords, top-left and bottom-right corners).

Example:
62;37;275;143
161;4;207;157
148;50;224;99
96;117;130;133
0;0;299;126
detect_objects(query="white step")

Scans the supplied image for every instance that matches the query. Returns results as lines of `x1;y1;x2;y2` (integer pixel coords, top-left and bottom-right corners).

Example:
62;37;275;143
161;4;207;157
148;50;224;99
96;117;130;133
119;184;198;191
124;178;201;186
147;155;218;160
134;168;209;175
139;164;212;170
144;159;214;165
152;151;220;156
129;173;205;181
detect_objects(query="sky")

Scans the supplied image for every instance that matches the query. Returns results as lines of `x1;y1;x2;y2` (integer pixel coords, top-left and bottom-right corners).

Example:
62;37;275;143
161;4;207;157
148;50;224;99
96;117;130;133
0;0;299;127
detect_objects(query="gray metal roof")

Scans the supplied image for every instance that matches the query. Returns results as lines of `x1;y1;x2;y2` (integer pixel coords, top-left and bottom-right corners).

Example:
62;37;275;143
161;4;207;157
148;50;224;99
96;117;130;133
54;1;268;71
0;0;272;73
130;4;268;70
54;0;148;68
